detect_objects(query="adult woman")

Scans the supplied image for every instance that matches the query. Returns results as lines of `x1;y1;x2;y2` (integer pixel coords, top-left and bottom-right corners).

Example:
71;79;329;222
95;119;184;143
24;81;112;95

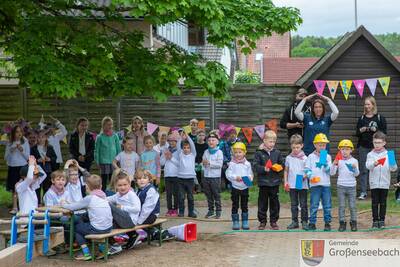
125;116;149;155
295;93;339;155
356;96;386;200
69;117;95;171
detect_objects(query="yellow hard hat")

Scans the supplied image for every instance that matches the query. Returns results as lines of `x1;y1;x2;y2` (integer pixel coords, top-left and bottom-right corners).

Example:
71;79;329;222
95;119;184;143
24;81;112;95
232;142;247;153
313;133;329;144
338;139;354;149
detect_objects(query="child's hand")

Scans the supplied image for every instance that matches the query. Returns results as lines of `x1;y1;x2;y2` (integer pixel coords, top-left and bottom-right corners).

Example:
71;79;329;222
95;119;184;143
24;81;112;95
284;183;290;192
235;176;242;182
16;144;23;152
264;167;270;172
45;156;51;162
374;161;379;166
352;163;357;169
333;159;338;166
202;159;210;166
359;127;367;133
28;156;36;166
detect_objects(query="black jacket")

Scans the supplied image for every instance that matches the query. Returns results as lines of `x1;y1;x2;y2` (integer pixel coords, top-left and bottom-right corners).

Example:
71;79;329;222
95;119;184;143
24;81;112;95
356;114;387;149
69;131;95;164
31;144;57;173
252;148;284;187
280;101;311;138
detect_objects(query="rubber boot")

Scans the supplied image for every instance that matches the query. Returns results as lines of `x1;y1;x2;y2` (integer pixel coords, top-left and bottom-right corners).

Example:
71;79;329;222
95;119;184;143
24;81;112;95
338;221;346;232
241;212;249;230
232;214;240;230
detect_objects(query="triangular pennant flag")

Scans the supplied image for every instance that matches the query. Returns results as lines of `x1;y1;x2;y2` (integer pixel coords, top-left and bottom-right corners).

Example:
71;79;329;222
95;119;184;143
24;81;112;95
182;125;191;135
334;151;343;162
377;157;386;166
235;127;241;136
345;163;355;172
378;76;390;96
340;80;352;100
38;114;46;130
242;127;253;144
265;119;278;133
326;81;339;99
365;78;378;96
158;126;170;134
353;80;366;97
254;125;265;139
146;122;159;135
265;159;273;169
313;80;326;96
198;120;205;129
117;130;125;139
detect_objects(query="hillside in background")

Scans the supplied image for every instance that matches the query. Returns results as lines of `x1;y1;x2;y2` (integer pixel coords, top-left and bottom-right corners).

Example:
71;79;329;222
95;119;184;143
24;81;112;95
291;33;400;57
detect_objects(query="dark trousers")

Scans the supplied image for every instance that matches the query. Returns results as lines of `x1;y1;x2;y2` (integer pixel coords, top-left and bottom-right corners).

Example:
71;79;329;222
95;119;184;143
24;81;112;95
371;188;388;222
178;178;195;215
109;203;135;229
74;215;111;246
142;213;157;225
203;177;222;212
101;174;111;191
231;188;249;214
289;189;308;223
258;185;280;223
165;177;179;210
221;164;231;190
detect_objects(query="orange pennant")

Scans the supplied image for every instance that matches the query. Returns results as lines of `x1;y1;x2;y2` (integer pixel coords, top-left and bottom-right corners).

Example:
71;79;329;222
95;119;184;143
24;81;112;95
265;119;278;133
242;127;253;144
198;120;205;129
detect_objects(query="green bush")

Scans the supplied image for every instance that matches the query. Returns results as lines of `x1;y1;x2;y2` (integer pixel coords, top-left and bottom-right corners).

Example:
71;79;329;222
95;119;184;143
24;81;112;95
0;185;12;208
234;71;261;84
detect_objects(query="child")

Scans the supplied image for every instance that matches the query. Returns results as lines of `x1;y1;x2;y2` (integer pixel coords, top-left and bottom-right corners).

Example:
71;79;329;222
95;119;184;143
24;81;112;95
15;156;46;214
154;131;169;156
225;142;253;230
202;131;223;219
160;131;180;216
177;133;197;218
304;133;332;231
5;125;30;214
195;129;208;193
64;159;90;203
113;136;141;184
31;129;57;203
47;116;68;169
43;170;71;206
188;118;199;142
94;116;121;191
140;135;161;185
253;130;284;230
284;134;309;230
136;169;160;225
330;139;360;231
63;175;113;261
107;169;141;253
366;131;397;228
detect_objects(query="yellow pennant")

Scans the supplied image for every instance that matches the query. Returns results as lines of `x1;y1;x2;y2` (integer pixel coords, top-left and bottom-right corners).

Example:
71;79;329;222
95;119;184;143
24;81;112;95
378;76;390;95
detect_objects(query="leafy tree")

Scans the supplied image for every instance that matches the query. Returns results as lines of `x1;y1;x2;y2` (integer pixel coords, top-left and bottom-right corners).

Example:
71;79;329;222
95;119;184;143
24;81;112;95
0;0;302;100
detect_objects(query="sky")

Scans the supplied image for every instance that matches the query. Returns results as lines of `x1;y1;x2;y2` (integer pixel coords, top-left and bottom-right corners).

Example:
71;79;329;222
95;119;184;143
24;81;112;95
273;0;400;37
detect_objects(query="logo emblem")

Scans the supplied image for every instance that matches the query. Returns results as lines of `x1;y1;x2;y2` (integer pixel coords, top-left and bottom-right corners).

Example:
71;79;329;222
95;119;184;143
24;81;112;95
309;121;314;126
301;240;325;266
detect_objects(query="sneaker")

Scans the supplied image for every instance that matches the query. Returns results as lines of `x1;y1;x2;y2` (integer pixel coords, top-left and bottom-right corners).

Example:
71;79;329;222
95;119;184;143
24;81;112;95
74;252;92;261
54;244;67;254
215;211;221;219
270;222;279;230
338;221;346;232
258;222;266;230
307;223;316;231
113;234;129;244
287;221;299;229
188;212;197;218
123;234;143;250
205;210;215;219
358;193;367;200
178;213;184;217
165;210;172;217
108;244;122;255
170;210;178;217
350;221;357;232
324;223;331;231
372;221;379;229
302;222;310;230
378;221;385;229
44;248;57;256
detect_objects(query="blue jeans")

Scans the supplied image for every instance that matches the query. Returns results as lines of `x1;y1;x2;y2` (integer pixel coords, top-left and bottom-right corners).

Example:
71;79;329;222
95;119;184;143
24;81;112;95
309;186;332;224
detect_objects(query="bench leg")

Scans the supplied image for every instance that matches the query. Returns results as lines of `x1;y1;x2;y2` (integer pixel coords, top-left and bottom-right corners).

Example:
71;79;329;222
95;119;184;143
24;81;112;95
158;224;162;247
91;241;95;262
104;239;109;262
147;230;151;245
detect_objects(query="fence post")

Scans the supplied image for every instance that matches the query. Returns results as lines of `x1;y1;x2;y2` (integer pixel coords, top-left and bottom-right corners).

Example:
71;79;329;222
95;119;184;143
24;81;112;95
117;98;121;130
210;96;216;130
21;87;27;119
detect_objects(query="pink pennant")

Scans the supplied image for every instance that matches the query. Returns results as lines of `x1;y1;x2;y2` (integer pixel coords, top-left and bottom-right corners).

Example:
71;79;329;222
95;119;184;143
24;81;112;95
313;80;326;96
353;80;366;97
365;78;378;96
147;122;159;135
254;125;265;139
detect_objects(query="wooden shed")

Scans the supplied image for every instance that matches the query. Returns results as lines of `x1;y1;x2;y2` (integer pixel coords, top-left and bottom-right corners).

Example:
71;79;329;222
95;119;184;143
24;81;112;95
296;25;400;161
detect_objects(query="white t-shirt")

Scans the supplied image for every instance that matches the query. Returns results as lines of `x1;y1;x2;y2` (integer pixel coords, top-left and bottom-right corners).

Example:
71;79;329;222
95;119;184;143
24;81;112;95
44;188;71;206
285;154;308;189
115;151;140;177
330;157;360;187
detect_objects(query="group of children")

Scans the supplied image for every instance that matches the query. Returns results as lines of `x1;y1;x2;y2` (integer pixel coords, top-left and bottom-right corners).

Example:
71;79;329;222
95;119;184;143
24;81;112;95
5;114;400;260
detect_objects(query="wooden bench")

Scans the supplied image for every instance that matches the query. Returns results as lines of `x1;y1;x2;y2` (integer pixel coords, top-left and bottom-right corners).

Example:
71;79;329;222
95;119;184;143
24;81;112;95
85;218;167;261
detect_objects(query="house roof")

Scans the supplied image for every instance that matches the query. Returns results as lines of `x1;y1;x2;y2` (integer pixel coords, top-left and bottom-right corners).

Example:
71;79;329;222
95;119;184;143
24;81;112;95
263;57;319;85
296;25;400;88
